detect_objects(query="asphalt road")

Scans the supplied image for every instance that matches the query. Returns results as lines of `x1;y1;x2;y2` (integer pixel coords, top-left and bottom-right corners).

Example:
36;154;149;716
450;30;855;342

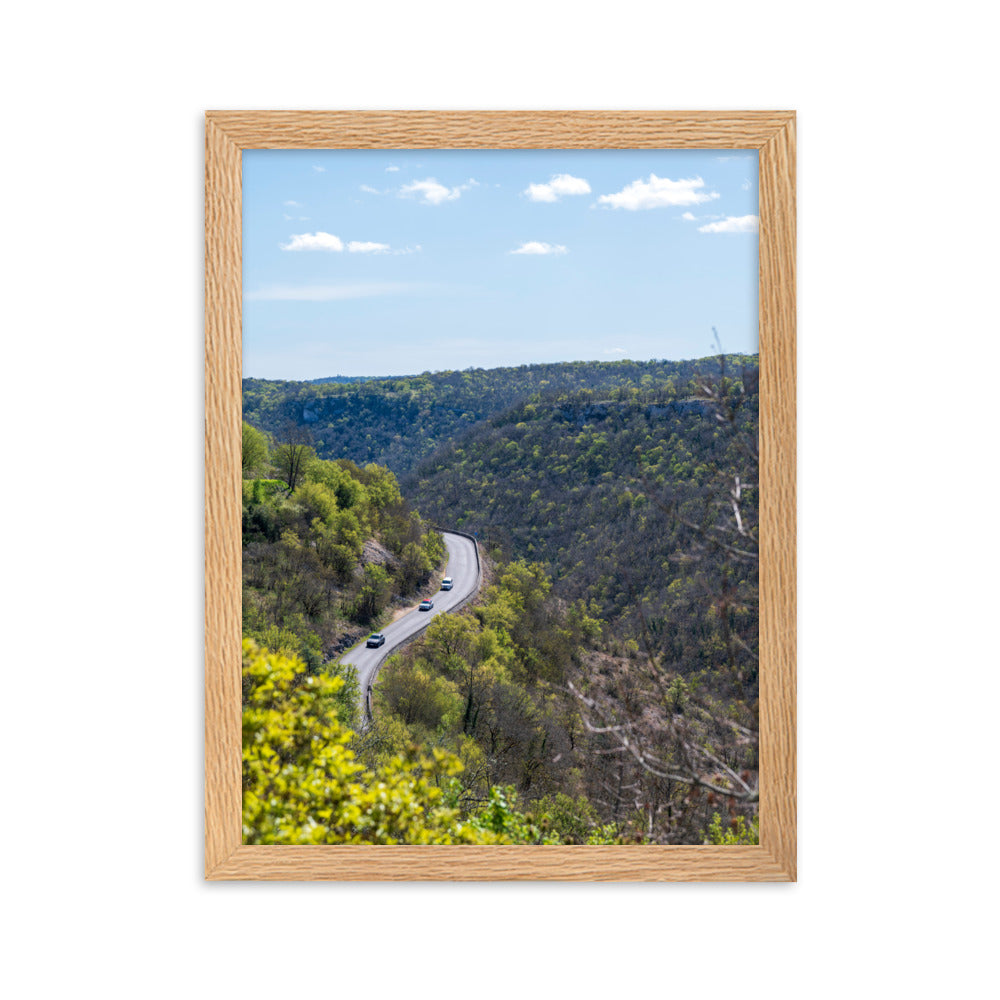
338;531;480;718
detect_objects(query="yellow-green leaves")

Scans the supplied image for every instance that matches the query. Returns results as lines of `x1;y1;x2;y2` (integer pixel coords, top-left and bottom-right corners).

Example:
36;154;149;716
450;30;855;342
242;640;507;845
703;812;759;845
242;421;270;479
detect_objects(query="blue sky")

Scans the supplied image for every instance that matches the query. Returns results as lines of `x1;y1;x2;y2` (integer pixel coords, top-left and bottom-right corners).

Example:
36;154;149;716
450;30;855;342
243;149;758;379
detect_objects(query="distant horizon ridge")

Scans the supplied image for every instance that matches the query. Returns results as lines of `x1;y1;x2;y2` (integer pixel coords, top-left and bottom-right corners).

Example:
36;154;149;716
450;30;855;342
245;350;760;385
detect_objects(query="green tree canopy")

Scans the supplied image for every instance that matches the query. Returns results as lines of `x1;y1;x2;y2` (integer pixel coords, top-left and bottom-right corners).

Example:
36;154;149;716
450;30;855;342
242;640;538;844
242;421;270;478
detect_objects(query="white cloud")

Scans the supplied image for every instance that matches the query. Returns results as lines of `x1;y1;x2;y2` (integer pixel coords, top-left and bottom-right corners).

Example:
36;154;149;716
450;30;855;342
283;200;302;207
246;282;426;302
525;173;591;202
385;165;400;172
347;241;391;254
597;175;720;210
279;231;344;252
279;232;419;254
742;178;752;191
313;166;326;173
698;215;759;234
359;184;381;194
681;212;697;221
509;241;568;255
399;177;476;205
604;347;627;355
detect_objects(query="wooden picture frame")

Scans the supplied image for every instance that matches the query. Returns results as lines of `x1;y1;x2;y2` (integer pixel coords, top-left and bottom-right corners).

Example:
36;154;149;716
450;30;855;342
205;110;796;881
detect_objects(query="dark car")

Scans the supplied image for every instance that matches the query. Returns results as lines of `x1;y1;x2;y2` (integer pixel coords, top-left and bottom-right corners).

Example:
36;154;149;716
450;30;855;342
440;577;453;591
418;599;434;611
366;633;386;648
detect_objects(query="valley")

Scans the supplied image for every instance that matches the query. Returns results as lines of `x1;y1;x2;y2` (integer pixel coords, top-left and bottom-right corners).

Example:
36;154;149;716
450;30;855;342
241;353;760;845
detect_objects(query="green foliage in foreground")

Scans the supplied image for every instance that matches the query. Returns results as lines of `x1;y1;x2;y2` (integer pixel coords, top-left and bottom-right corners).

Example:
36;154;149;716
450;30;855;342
703;812;760;845
242;640;559;845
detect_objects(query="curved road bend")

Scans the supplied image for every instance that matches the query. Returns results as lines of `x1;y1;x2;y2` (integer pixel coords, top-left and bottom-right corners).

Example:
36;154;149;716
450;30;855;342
338;531;479;718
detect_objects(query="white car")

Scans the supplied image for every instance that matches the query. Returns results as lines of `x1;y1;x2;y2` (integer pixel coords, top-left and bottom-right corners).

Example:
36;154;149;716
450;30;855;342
440;577;453;591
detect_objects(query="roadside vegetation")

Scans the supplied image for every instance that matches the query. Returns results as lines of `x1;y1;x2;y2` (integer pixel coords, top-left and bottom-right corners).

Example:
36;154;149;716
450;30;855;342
241;425;443;709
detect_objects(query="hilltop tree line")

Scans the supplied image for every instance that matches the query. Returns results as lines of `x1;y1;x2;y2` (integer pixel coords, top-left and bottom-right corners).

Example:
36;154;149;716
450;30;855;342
242;355;757;478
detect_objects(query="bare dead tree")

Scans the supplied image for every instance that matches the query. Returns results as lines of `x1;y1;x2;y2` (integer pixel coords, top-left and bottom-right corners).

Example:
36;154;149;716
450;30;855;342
273;422;315;493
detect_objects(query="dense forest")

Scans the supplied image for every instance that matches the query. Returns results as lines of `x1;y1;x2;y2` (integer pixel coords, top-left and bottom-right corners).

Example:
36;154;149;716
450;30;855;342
241;354;760;845
406;373;758;678
243;355;756;478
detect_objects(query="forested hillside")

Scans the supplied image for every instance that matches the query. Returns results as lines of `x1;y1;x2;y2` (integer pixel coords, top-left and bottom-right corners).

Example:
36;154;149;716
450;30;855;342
241;422;444;708
241;354;760;845
406;367;758;681
242;355;756;478
241;426;592;843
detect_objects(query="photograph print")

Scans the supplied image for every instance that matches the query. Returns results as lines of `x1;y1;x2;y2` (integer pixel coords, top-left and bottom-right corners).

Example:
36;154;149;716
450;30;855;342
240;147;761;846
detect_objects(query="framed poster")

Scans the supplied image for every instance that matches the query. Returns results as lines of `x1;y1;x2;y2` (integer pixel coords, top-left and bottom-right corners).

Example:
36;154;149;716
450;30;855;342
206;111;795;880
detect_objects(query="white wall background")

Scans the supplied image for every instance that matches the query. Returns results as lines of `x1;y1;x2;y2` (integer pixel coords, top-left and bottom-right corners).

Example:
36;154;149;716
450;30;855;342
3;2;996;996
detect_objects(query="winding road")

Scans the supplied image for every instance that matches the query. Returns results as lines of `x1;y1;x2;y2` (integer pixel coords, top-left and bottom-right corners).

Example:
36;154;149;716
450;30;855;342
338;531;480;720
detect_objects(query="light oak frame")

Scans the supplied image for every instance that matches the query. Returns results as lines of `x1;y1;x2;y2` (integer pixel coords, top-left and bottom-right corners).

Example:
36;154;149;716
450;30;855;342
205;111;796;881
